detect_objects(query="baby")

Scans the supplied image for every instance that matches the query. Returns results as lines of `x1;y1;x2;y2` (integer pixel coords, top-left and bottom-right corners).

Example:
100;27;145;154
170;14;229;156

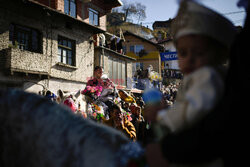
146;0;237;134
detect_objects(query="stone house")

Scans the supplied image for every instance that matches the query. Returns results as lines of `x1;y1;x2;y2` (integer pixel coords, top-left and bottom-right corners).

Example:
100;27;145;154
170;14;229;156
94;32;136;90
0;0;122;95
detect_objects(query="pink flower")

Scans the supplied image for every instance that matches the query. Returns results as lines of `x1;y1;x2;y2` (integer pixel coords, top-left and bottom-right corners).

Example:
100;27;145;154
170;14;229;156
86;86;91;91
126;112;133;122
97;86;103;92
127;116;132;122
81;89;87;94
63;98;77;112
92;112;97;117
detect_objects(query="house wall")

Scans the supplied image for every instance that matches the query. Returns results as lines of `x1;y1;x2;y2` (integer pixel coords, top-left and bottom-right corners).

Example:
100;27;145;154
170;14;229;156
82;2;107;31
35;0;59;9
0;0;94;95
94;47;133;88
141;59;161;72
162;40;176;52
124;35;161;73
161;40;179;70
34;0;107;31
124;35;157;55
35;0;51;7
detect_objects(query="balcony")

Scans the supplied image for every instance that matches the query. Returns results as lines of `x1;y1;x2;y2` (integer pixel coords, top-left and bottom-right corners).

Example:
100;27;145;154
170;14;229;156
1;48;50;76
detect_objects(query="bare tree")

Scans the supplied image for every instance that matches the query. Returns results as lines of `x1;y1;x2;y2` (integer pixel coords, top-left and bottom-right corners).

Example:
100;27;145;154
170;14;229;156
115;0;146;23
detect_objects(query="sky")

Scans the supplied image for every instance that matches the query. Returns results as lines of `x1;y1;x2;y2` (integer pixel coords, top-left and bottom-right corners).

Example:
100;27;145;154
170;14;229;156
119;0;246;29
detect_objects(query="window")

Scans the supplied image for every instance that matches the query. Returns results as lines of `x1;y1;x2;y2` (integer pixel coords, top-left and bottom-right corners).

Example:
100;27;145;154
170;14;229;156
89;8;99;26
136;62;144;70
108;57;126;86
130;45;144;56
64;0;76;18
9;24;41;53
58;36;75;66
122;46;127;54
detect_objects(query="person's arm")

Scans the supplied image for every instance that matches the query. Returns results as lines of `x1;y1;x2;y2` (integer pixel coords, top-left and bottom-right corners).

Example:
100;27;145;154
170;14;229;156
159;97;228;164
86;78;93;86
121;120;137;140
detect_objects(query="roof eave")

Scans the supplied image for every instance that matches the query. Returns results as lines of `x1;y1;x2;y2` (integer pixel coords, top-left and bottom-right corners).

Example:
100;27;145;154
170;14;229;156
27;0;104;34
124;31;164;50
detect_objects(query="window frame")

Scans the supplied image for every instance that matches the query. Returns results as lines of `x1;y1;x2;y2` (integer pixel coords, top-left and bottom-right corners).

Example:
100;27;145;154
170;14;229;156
64;0;77;18
88;8;99;26
9;23;42;53
58;36;76;66
136;62;144;70
130;45;144;56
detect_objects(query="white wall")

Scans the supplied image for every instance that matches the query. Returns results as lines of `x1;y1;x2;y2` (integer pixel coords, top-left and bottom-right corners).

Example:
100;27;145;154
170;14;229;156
162;40;179;70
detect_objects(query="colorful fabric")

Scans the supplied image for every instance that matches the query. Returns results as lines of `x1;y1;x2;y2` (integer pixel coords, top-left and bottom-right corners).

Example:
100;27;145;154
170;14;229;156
102;78;114;89
87;102;104;122
103;117;136;140
86;77;103;87
157;66;225;133
63;97;77;112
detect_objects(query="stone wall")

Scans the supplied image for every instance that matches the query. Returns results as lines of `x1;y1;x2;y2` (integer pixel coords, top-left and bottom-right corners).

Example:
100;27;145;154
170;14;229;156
5;48;50;74
123;34;162;74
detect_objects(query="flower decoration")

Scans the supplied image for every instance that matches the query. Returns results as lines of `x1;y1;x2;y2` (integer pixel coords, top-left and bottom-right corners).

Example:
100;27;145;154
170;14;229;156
125;112;132;122
87;102;104;122
114;97;121;105
81;85;103;100
63;97;77;112
120;108;133;122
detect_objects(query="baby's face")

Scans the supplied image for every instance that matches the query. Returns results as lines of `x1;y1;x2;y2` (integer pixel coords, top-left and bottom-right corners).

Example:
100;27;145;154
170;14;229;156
94;68;103;79
176;35;213;75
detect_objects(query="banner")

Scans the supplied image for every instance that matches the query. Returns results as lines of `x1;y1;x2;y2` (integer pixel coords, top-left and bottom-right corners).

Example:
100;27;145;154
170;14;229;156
160;52;178;61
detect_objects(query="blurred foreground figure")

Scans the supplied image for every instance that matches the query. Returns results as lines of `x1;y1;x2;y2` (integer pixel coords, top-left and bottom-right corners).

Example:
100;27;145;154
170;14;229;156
145;0;237;167
147;0;237;133
0;89;144;167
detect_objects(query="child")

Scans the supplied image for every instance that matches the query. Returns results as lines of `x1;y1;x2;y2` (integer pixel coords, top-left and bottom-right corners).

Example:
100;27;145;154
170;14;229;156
103;104;136;141
145;0;237;134
145;1;237;166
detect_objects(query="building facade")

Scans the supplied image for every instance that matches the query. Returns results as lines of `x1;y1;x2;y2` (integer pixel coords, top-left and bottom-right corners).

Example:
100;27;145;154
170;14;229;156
158;39;179;70
123;31;164;76
94;45;135;89
0;0;121;95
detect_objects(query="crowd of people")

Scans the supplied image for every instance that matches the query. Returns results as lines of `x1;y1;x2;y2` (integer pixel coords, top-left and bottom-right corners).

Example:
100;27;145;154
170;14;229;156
162;69;183;79
76;66;179;145
40;65;180;146
133;65;162;90
161;83;180;106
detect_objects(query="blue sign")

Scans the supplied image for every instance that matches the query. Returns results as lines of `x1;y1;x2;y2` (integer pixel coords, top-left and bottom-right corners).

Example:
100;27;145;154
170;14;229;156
160;52;178;61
